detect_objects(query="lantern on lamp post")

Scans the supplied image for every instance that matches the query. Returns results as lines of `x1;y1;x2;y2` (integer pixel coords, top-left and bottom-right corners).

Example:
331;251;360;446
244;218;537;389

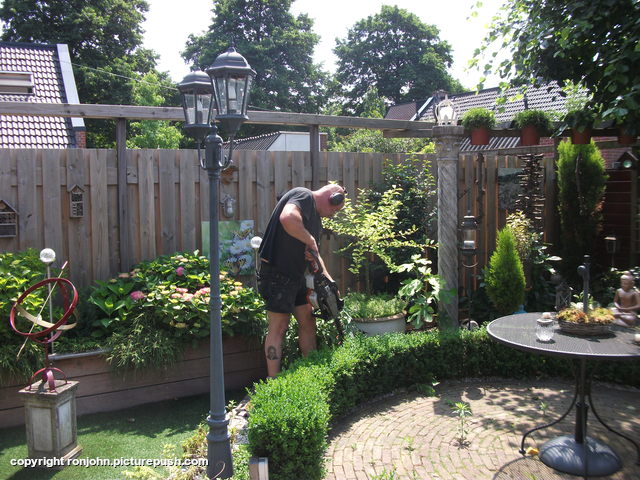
460;211;479;327
177;47;256;480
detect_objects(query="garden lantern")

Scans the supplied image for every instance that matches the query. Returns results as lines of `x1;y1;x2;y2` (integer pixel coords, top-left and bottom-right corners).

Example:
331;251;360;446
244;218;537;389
177;46;255;480
434;95;458;126
177;70;214;143
605;234;617;268
460;212;478;258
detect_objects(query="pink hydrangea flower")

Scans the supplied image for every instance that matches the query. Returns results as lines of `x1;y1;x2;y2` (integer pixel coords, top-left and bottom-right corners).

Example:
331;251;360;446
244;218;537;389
130;290;145;301
175;266;185;276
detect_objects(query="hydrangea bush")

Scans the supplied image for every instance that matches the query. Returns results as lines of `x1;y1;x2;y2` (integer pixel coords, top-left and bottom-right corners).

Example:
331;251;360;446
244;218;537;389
83;251;266;369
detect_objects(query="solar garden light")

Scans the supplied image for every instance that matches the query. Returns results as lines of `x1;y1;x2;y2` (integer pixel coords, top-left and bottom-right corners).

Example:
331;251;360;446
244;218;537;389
178;47;256;480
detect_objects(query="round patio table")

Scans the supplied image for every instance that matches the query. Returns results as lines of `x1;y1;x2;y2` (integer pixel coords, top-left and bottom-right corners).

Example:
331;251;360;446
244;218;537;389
487;312;640;477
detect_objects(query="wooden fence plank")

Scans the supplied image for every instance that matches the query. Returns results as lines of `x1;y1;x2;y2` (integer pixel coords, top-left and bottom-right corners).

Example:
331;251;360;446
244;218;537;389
41;149;64;260
158;149;177;254
89;150;110;281
179;149;197;252
66;148;90;286
292;151;305;188
15;150;37;251
255;151;272;236
137;150;156;262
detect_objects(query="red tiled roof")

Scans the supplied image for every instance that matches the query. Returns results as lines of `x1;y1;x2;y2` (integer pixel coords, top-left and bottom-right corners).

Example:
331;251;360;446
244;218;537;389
0;42;80;148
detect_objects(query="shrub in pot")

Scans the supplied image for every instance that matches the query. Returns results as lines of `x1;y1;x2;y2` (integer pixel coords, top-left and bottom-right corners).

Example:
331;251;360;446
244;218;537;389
513;109;553;146
565;109;595;144
342;292;406;336
461;107;496;145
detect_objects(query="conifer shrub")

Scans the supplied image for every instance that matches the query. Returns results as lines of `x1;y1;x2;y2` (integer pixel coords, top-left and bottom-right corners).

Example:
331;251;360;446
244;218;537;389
485;227;526;315
556;139;607;283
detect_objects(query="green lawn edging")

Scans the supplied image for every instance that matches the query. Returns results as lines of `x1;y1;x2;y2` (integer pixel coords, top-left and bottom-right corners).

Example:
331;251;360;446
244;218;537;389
246;327;640;480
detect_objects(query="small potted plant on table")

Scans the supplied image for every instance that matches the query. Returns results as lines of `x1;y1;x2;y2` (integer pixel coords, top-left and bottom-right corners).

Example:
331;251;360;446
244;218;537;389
462;107;496;146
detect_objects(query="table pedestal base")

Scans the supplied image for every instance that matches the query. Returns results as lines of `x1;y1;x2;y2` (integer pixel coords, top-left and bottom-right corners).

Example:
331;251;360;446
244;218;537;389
540;435;621;477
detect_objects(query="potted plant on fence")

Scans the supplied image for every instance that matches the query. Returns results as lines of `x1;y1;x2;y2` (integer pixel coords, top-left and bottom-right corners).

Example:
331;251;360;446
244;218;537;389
565;109;595;144
513;110;553;146
461;107;496;146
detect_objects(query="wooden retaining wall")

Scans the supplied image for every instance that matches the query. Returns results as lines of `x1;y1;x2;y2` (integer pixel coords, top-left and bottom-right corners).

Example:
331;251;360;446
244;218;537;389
0;335;266;429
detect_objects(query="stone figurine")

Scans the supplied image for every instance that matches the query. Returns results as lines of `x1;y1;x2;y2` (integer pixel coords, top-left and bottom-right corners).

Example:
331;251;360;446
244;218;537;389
612;271;640;327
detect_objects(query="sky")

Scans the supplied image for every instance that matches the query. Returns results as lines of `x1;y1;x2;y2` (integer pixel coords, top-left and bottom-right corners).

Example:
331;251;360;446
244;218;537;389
142;0;505;91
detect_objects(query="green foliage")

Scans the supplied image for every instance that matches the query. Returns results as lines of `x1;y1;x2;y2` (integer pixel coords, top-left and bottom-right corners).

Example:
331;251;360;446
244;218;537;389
82;251;266;368
248;366;332;480
183;0;328;133
485;228;526;315
513;109;553;135
564;109;596;133
342;292;406;319
0;249;66;381
327;89;434;153
556;140;607;283
127;72;183;149
447;400;472;446
246;328;640;479
370;157;438;262
397;254;453;329
334;5;462;115
472;0;640;128
322;187;421;294
461;107;496;129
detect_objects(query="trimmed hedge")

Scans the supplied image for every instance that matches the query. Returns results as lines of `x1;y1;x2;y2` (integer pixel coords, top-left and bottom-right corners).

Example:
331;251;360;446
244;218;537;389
247;328;640;480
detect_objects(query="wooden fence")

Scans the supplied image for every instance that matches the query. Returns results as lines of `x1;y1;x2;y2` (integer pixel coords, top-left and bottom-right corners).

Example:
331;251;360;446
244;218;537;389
0;148;557;292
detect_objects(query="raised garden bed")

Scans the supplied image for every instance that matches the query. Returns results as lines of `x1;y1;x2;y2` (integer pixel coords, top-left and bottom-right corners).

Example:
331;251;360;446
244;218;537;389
0;335;266;429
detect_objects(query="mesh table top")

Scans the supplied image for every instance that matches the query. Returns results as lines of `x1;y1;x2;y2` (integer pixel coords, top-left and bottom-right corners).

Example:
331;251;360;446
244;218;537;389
487;312;640;360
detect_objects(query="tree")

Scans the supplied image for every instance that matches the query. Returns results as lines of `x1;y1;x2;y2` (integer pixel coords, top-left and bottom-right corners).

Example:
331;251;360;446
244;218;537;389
333;5;463;115
472;0;640;128
127;73;183;149
0;0;166;146
556;140;607;284
485;227;526;315
182;0;328;122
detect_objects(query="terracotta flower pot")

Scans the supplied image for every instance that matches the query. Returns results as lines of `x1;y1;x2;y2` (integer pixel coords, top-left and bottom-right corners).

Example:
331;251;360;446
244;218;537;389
470;127;490;146
571;128;592;145
519;125;541;146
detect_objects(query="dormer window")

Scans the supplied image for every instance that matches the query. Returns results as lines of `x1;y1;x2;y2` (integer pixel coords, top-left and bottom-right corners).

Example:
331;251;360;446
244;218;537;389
0;71;34;94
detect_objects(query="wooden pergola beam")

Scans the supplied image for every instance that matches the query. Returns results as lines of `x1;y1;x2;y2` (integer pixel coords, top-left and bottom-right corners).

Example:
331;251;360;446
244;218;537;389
0;101;435;134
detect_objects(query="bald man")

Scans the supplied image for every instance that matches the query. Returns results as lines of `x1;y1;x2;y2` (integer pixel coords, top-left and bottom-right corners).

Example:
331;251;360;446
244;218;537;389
257;184;346;376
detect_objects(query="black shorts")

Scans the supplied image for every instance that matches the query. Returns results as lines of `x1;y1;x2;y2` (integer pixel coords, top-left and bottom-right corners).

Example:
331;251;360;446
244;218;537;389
257;262;308;314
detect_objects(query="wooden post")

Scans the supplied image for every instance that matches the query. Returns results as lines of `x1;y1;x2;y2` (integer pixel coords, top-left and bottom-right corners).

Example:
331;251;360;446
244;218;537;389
310;124;320;190
116;118;130;271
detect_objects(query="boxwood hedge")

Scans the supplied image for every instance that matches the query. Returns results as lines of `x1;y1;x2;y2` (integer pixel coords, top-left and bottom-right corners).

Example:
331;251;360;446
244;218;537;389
247;328;640;480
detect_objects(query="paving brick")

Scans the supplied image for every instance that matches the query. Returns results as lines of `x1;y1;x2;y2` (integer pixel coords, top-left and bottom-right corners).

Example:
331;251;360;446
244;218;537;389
325;379;640;479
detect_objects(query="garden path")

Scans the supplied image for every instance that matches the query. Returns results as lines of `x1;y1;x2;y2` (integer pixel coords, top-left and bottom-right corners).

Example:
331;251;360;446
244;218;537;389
324;378;640;480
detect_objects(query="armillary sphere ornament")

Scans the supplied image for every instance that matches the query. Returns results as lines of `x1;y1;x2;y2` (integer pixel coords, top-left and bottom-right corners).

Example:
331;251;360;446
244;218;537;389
10;276;78;392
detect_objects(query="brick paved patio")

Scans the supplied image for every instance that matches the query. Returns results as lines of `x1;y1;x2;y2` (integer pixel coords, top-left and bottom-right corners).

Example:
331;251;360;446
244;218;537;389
324;379;640;480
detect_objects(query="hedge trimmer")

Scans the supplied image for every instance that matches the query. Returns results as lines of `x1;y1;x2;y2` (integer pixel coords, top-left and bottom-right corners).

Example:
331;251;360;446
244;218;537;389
305;250;344;342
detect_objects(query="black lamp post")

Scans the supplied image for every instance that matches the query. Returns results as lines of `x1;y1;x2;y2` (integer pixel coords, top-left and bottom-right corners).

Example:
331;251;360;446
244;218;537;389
178;47;255;480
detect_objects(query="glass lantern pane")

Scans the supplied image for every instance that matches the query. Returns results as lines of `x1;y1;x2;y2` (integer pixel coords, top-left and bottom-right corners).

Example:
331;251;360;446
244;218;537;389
183;93;196;125
215;77;227;115
228;76;241;114
200;94;213;124
242;75;253;112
